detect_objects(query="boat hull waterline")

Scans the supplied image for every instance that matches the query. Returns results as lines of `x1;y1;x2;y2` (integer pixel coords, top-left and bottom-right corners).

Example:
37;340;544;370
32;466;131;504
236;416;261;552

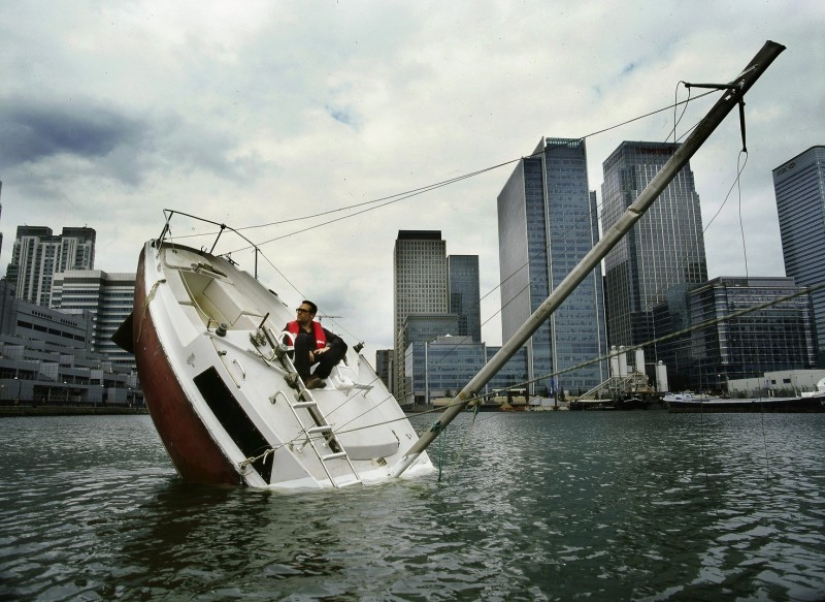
129;239;434;491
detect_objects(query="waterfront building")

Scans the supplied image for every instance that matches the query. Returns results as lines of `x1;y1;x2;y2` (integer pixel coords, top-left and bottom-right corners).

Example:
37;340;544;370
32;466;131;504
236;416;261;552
404;336;528;406
484;345;530;401
5;226;96;308
686;277;817;390
50;270;137;373
497;137;607;395
393;230;448;400
727;369;825;397
448;255;481;342
404;313;459;347
401;313;459;402
773;146;825;365
0;280;140;406
405;335;483;406
0;279;92;349
601;141;707;356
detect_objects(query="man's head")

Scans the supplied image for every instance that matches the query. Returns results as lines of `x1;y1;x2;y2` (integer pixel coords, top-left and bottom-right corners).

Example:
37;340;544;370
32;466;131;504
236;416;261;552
296;300;317;325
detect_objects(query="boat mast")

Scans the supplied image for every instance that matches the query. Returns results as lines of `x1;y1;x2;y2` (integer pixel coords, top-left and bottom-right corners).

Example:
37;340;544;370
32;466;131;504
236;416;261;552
390;39;786;479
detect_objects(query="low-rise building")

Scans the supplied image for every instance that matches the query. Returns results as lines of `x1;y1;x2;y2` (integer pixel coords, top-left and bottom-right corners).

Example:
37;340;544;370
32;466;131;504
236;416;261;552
0;280;141;407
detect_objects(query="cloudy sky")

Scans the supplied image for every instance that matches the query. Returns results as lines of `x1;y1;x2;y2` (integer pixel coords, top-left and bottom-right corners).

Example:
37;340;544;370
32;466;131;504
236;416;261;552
0;1;822;360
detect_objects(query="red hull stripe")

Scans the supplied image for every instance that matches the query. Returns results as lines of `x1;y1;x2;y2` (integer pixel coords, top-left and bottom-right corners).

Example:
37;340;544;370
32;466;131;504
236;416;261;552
133;247;241;486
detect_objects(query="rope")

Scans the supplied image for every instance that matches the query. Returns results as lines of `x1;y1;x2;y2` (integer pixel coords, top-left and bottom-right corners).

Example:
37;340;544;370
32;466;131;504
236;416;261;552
135;280;163;344
239;446;276;470
441;402;480;483
433;421;445;482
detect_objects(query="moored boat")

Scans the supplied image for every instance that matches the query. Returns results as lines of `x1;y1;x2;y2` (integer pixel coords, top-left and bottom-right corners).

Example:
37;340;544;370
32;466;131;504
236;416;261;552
665;393;825;413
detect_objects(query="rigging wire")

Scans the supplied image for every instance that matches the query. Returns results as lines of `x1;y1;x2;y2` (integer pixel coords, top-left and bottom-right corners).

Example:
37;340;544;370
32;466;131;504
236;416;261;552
737;150;751;279
671;81;693;144
170;87;721;397
177;89;716;252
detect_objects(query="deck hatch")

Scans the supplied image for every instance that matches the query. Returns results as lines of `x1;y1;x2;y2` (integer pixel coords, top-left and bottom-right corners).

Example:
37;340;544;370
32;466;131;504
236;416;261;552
194;367;273;482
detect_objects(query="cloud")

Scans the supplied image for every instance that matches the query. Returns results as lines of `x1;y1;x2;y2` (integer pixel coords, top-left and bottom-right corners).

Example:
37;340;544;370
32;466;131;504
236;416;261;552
325;104;359;129
0;94;269;195
0;97;144;168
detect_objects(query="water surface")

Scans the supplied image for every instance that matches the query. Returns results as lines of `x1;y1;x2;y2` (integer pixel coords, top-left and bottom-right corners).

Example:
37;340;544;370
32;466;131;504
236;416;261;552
1;412;823;600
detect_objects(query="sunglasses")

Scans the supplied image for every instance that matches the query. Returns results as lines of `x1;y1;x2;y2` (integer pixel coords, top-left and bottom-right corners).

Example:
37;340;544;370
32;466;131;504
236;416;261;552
296;308;313;314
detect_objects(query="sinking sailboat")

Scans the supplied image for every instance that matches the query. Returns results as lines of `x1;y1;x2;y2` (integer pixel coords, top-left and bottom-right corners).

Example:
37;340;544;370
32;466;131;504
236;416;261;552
116;215;434;490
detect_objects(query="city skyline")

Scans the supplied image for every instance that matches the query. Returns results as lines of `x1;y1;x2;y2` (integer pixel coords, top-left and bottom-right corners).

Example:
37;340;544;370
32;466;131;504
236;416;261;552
2;142;821;368
0;3;822;362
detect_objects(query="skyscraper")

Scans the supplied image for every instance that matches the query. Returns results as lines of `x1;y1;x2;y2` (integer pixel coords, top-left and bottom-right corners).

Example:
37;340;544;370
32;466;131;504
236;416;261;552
601;141;707;350
393;230;448;399
497;137;607;396
5;226;96;307
447;254;481;342
773;146;825;365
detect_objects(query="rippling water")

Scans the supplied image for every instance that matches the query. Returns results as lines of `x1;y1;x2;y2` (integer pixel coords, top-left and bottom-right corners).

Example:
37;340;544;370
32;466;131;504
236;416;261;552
1;411;824;601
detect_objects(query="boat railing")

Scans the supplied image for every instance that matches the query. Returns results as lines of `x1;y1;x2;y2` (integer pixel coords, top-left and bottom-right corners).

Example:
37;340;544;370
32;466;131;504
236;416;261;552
159;209;264;279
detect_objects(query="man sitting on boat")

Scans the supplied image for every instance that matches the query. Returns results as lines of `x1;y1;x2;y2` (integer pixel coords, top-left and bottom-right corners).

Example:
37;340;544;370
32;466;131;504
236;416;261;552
285;300;348;390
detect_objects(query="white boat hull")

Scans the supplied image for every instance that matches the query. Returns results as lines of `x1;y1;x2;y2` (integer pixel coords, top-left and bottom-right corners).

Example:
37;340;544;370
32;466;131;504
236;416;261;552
130;240;434;490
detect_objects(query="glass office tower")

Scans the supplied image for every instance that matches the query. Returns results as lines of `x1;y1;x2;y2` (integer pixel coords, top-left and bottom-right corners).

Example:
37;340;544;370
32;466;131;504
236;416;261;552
497;137;607;396
688;277;817;388
448;255;481;342
773;146;825;366
601;141;707;350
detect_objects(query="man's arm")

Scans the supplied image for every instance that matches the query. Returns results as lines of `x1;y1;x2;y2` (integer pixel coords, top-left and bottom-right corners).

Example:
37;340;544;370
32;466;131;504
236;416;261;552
322;327;347;352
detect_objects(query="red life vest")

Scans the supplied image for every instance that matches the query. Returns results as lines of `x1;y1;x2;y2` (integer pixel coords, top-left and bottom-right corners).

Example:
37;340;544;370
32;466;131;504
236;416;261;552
286;320;327;349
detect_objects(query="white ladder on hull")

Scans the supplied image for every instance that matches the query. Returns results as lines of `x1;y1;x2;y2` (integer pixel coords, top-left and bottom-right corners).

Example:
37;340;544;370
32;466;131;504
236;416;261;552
273;389;363;488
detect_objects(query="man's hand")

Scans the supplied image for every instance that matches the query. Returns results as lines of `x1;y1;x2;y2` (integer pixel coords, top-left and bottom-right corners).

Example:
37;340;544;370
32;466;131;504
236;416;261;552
310;347;329;363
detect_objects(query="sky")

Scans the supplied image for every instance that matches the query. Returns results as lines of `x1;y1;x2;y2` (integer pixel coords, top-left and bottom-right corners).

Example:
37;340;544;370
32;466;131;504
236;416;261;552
0;1;823;364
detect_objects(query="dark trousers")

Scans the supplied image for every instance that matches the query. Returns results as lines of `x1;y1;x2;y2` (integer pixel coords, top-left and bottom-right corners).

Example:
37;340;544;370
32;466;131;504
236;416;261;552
293;333;347;380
